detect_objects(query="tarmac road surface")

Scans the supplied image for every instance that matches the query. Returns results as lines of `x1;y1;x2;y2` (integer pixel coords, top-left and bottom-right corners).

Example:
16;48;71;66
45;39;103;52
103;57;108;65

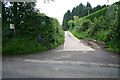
2;31;119;78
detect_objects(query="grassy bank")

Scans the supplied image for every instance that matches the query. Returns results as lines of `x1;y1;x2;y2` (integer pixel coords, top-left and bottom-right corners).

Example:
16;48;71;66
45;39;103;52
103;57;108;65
2;36;47;56
69;2;120;53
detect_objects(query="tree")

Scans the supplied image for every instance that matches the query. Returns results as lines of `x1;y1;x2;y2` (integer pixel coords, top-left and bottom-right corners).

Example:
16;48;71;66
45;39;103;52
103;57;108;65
2;2;39;37
86;2;92;8
62;10;72;29
72;7;76;16
102;5;107;8
62;2;107;30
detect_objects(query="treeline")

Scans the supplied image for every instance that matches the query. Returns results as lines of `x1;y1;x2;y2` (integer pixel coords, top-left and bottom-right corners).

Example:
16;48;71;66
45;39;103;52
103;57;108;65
69;2;120;53
62;2;107;30
2;2;64;55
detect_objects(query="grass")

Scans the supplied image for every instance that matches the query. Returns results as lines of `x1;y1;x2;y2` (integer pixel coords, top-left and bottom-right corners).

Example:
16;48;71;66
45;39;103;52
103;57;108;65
70;29;120;53
70;29;90;39
2;34;65;56
2;36;48;56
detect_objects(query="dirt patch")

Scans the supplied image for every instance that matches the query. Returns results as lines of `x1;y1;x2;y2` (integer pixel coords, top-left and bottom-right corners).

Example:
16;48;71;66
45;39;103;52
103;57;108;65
81;39;108;49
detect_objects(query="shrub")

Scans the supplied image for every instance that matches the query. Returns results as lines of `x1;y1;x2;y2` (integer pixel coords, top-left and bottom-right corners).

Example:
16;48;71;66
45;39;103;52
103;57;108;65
80;19;92;31
75;19;92;32
68;20;75;29
70;1;120;53
3;15;64;55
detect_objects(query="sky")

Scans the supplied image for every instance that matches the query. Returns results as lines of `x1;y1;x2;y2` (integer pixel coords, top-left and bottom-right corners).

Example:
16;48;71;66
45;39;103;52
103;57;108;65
36;0;119;25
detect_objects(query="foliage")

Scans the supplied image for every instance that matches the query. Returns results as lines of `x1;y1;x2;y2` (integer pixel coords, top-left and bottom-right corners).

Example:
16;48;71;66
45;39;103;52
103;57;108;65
73;17;92;32
62;10;72;29
79;19;92;31
83;7;107;21
2;2;64;55
2;2;38;28
68;20;74;29
70;29;88;39
73;16;80;26
62;2;107;30
70;1;120;53
3;36;47;56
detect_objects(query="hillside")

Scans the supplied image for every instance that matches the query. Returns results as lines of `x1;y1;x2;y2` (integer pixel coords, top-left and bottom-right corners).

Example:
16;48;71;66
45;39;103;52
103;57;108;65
62;2;107;30
69;1;120;53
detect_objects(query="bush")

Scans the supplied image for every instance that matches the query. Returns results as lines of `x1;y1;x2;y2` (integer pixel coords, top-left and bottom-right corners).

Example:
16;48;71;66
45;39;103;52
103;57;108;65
68;20;74;29
3;15;64;55
80;19;92;31
75;19;92;32
70;1;120;53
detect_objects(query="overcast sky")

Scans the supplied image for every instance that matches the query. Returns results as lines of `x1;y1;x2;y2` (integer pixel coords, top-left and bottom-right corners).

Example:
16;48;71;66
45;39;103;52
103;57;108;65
36;0;119;25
